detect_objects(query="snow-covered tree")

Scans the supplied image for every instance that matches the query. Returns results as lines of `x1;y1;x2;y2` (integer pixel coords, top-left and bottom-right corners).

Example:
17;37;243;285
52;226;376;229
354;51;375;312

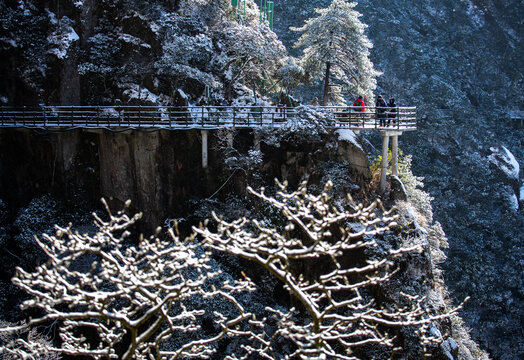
0;200;258;359
154;0;286;103
291;0;380;105
277;57;305;95
195;180;466;358
220;21;286;101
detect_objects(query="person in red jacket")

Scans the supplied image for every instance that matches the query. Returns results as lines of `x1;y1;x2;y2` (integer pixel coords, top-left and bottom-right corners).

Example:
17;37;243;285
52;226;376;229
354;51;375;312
353;96;365;112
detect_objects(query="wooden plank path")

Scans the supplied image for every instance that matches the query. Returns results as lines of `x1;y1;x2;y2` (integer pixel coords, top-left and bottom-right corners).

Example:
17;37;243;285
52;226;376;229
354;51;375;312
0;105;416;131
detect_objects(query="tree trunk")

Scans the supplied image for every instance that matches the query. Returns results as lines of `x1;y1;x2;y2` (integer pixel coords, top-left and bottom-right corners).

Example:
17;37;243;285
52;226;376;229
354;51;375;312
322;62;331;106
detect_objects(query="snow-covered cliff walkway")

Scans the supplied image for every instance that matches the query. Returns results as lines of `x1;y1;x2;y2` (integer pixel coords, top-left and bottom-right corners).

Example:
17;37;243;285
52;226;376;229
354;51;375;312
0;105;416;132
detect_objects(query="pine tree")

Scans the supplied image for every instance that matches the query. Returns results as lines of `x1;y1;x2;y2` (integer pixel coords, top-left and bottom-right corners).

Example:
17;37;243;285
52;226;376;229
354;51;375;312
291;0;380;105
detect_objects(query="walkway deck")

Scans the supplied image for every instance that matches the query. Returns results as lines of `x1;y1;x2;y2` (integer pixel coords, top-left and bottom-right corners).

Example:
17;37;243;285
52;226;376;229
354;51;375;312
0;105;416;132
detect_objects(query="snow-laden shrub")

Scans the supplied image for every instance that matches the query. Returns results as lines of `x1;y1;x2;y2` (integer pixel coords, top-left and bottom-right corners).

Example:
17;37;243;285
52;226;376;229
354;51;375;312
77;33;120;76
13;195;61;265
46;16;79;60
260;105;330;147
277;57;305;90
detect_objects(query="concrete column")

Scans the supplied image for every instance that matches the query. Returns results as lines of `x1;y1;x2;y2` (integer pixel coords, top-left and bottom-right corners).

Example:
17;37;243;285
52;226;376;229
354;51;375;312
227;130;234;148
380;132;390;193
253;131;261;151
201;130;208;169
392;135;399;176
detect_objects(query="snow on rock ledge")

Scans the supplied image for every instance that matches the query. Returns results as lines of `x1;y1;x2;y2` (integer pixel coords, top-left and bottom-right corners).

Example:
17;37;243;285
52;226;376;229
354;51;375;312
335;129;370;179
47;17;79;60
488;146;520;181
335;129;363;152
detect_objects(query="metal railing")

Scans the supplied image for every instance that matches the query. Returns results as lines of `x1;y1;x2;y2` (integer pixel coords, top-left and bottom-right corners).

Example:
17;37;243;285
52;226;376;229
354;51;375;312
0;105;416;131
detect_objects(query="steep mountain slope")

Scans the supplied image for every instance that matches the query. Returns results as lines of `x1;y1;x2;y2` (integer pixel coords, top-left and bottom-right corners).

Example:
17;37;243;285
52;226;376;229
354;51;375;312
274;1;523;359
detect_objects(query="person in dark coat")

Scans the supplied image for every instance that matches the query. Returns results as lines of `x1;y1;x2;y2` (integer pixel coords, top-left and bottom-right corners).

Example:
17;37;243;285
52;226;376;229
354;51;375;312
387;98;397;126
352;96;365;112
375;95;387;127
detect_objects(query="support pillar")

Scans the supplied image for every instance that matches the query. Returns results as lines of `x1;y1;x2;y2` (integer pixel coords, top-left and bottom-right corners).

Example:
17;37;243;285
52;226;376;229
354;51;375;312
379;133;389;194
227;130;234;148
254;131;261;151
201;130;208;169
392;135;398;176
379;130;403;194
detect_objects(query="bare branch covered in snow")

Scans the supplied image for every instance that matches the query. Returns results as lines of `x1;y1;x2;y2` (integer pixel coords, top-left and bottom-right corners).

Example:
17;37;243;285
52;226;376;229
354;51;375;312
195;181;466;358
0;200;258;359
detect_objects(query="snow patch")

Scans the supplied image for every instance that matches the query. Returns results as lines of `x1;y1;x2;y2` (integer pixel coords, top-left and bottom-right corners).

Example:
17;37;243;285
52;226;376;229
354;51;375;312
120;83;164;105
464;0;485;28
47;18;79;59
0;38;17;48
508;193;519;211
488;146;519;180
335;129;362;151
46;9;58;25
118;33;152;49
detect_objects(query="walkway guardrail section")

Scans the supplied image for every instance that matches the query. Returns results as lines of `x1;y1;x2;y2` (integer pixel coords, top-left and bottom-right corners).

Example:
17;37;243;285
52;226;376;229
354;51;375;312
0;105;416;131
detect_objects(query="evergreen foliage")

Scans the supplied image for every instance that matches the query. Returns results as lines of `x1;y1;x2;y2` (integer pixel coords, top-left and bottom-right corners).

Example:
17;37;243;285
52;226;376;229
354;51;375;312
291;0;380;105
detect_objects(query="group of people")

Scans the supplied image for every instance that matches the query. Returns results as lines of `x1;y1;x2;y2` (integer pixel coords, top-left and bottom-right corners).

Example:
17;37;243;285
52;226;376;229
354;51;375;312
352;95;398;127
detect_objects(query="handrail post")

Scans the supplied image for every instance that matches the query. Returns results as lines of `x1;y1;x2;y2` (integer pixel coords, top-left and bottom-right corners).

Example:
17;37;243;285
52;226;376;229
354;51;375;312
397;107;400;129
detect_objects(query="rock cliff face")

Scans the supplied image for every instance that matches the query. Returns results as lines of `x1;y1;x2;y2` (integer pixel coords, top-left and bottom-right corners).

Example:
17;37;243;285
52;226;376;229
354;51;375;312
0;126;370;228
0;0;286;106
0;129;213;227
97;130;208;226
